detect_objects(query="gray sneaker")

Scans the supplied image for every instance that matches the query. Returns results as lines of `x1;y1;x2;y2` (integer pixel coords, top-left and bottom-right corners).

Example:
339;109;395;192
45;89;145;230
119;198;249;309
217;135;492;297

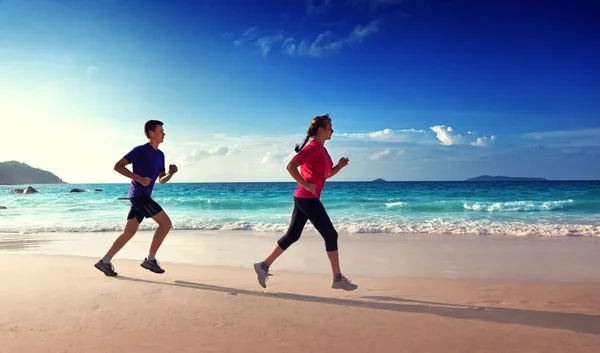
141;258;165;274
253;262;271;288
94;260;118;277
331;276;358;291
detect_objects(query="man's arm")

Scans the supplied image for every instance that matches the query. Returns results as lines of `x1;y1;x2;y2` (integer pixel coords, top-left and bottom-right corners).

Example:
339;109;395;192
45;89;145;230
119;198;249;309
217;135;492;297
158;171;172;184
114;158;142;182
158;164;178;184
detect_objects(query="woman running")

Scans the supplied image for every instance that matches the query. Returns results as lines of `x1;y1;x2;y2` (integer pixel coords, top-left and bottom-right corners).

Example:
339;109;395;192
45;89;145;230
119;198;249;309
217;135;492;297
254;114;358;291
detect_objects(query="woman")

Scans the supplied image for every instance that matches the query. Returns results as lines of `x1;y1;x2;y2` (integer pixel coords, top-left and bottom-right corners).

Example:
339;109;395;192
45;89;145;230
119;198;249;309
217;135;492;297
253;114;358;291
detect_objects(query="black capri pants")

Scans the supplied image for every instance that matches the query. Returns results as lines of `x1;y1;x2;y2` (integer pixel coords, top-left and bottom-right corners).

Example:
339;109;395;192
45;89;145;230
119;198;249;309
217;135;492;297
277;197;339;252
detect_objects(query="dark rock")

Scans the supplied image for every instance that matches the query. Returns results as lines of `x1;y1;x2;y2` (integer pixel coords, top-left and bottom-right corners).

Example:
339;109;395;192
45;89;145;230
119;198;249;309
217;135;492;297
11;189;24;194
0;206;6;209
24;186;38;194
70;188;86;193
94;189;103;192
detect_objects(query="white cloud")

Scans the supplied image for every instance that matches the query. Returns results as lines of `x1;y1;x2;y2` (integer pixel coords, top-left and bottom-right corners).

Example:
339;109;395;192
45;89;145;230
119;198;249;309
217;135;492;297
233;19;380;58
520;127;600;147
523;128;600;140
288;20;380;57
256;33;284;56
261;151;295;164
338;128;425;142
430;125;461;145
369;148;404;160
282;37;297;56
234;27;258;46
431;125;495;147
471;135;496;147
295;31;335;57
184;145;239;163
347;20;380;43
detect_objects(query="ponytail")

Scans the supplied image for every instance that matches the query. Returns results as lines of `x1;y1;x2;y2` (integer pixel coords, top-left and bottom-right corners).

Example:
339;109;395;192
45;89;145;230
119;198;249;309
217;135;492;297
295;134;311;153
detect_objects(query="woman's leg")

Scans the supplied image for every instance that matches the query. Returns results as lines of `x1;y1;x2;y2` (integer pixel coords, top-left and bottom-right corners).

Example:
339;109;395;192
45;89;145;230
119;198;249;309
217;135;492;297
254;200;308;288
266;201;308;265
295;198;339;274
296;198;358;291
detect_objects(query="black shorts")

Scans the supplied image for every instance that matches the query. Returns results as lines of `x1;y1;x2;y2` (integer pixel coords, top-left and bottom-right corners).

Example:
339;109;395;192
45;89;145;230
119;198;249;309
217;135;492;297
127;196;163;223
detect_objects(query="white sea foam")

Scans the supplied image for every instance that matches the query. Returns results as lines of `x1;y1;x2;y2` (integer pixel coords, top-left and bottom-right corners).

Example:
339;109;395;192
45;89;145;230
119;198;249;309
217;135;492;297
463;200;574;212
2;219;598;237
385;201;407;208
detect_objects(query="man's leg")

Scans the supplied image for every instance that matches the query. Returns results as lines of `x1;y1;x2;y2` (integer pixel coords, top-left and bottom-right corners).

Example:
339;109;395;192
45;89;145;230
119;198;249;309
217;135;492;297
105;217;142;258
94;216;141;276
140;210;172;274
149;210;172;255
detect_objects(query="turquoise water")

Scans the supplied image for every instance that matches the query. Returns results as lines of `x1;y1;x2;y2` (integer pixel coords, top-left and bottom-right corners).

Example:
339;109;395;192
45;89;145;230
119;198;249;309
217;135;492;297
0;181;599;236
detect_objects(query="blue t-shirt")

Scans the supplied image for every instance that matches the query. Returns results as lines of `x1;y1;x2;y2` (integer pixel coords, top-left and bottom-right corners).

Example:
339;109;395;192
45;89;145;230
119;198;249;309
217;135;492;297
123;143;165;198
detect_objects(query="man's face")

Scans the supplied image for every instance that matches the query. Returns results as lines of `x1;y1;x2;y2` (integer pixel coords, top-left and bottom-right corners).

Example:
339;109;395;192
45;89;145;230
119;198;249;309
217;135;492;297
150;125;165;143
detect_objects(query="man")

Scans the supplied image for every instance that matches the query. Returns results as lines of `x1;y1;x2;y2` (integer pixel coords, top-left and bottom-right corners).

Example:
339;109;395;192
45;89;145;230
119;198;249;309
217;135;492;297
94;120;177;276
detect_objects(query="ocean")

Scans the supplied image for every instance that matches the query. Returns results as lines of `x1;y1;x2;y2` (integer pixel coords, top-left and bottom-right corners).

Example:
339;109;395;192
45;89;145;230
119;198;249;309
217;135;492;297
0;181;599;237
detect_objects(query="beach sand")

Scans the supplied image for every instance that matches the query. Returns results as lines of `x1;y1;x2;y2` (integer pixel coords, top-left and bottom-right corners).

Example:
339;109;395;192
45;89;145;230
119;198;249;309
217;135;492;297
2;231;600;352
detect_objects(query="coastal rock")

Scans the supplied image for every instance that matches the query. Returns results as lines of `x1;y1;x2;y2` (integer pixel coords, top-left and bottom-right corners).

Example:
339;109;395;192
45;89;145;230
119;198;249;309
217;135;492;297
117;197;129;200
70;188;86;193
0;206;6;209
94;189;103;192
12;186;39;194
24;186;38;194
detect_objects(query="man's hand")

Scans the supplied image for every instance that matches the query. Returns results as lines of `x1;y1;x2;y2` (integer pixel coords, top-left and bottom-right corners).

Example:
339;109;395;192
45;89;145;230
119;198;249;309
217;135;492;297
138;177;152;187
169;164;178;174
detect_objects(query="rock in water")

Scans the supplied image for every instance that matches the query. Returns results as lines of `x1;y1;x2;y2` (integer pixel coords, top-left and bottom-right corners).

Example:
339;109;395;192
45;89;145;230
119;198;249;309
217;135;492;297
24;186;38;194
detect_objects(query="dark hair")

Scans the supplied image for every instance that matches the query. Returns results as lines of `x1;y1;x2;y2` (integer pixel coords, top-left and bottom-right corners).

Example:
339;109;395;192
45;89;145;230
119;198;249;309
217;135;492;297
295;114;331;152
144;120;163;138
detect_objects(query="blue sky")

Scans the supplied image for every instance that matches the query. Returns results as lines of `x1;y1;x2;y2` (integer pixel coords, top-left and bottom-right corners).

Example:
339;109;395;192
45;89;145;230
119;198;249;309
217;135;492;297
0;0;599;182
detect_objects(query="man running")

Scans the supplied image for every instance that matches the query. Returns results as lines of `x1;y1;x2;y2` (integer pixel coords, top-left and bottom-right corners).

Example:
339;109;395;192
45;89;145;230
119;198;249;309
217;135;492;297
94;120;177;276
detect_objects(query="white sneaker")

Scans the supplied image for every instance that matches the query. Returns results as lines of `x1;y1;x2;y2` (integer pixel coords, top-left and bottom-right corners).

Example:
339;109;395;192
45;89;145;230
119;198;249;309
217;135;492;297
253;262;271;288
331;276;358;291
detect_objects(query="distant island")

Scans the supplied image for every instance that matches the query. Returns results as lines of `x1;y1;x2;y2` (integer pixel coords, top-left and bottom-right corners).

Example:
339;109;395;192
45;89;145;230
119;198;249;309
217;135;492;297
0;161;65;185
465;175;548;182
371;178;387;183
